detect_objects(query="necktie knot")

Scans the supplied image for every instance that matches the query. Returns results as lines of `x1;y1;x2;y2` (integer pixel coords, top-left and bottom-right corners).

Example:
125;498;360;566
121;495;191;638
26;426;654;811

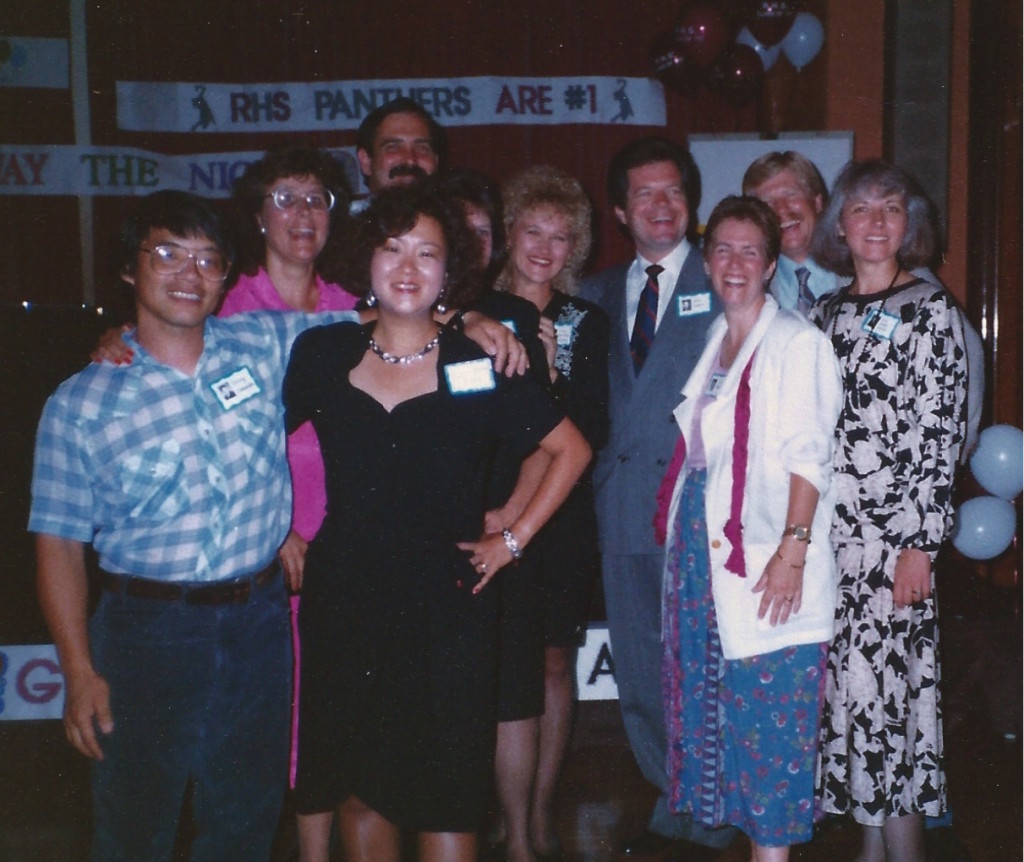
630;264;663;374
794;266;814;312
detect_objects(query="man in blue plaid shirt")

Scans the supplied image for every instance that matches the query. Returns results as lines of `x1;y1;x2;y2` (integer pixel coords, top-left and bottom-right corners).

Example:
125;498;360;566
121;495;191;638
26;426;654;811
28;190;364;861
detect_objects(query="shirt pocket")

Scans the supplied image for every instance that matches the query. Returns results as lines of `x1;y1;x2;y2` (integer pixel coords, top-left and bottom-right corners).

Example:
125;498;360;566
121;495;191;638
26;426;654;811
230;395;281;480
119;439;190;521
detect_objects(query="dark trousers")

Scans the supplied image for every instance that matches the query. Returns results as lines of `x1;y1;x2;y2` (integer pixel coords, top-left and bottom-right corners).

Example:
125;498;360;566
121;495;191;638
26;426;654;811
88;576;291;862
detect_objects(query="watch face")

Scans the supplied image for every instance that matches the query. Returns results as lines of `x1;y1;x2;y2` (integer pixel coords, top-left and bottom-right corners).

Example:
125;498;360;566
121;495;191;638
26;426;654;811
787;526;811;540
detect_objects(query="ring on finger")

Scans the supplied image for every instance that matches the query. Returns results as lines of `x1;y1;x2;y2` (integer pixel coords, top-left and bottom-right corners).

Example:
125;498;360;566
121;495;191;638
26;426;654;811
783;596;794;603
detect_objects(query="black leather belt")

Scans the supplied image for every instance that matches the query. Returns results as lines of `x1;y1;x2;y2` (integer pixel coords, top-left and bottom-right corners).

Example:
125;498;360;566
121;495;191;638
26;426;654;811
99;560;280;605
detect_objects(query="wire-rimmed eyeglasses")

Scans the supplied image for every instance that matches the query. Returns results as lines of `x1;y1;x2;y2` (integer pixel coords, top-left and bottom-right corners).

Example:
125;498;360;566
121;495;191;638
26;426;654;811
137;243;230;281
264;187;336;212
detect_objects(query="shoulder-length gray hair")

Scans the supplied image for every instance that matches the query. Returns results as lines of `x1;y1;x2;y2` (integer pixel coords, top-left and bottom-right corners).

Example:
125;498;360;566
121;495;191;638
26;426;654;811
811;159;936;277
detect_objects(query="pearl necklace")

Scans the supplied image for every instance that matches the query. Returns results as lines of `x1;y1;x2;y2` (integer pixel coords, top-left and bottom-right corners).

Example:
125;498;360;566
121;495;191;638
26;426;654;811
368;329;441;365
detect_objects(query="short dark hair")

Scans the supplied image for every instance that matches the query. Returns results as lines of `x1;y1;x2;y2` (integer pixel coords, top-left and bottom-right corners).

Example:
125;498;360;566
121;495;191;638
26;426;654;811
811;159;936;277
741;150;828;202
437;167;506;271
355;97;448;167
116;190;233;282
702;195;782;265
230;145;352;276
339;180;481;310
606;136;701;215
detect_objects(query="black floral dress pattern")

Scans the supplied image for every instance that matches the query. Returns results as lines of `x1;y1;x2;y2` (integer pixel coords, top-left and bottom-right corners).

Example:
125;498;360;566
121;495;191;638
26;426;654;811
810;278;967;825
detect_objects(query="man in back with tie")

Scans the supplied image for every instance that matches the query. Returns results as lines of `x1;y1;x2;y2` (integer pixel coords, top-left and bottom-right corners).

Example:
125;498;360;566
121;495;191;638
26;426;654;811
582;137;730;861
742;150;834;312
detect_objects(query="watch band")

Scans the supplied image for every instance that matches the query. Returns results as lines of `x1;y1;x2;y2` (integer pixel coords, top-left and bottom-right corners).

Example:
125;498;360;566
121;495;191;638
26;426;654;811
783;524;812;542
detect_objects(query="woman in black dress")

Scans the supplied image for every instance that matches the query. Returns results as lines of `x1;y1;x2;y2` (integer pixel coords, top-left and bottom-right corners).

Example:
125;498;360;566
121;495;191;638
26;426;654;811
283;184;591;862
488;165;609;862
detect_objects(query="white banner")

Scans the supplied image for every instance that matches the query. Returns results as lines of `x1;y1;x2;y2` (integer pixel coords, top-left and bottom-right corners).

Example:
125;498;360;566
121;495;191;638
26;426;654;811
0;37;69;90
0;145;363;197
116;76;665;133
0;644;65;720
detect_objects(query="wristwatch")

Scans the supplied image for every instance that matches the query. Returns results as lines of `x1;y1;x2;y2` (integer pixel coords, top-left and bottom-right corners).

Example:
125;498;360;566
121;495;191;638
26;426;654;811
783;524;812;542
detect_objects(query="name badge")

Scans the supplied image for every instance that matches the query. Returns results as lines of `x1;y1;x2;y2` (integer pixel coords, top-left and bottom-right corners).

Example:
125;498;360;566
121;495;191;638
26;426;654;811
677;292;712;317
555;322;573;347
444;358;496;395
705;372;726;397
211;367;261;410
500;319;518;335
862;309;899;340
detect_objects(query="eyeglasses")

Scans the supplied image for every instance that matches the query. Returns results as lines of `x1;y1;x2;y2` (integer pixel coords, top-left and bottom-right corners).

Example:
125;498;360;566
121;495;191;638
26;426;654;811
138;243;230;281
264;188;336;212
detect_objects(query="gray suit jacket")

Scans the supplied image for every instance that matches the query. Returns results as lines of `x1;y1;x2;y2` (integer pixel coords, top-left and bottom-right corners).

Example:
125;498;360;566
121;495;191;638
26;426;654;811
581;249;720;556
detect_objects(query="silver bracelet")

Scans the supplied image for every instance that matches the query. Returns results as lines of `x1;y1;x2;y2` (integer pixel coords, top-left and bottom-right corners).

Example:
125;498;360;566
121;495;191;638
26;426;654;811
502;528;523;560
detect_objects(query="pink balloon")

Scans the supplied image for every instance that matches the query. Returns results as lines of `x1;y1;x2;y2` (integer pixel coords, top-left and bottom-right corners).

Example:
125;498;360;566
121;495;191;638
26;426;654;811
674;5;731;70
747;0;800;48
650;30;703;95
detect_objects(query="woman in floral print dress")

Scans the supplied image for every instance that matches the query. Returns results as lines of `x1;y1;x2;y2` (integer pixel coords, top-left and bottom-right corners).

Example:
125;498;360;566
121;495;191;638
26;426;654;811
810;160;968;862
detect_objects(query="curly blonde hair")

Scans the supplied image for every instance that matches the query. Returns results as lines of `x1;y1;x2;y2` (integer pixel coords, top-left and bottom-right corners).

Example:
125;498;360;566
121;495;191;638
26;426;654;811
495;165;592;296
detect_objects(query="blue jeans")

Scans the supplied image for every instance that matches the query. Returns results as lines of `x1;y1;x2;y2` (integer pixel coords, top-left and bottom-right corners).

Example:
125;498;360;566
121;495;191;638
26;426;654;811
88;573;291;862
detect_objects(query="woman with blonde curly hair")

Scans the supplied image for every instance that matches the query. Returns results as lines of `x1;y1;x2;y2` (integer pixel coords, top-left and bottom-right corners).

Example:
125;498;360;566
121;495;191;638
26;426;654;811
487;166;609;862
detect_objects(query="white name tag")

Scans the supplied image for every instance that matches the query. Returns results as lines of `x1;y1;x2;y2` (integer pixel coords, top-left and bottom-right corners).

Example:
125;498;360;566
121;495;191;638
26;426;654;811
211;367;261;410
555;322;573;347
677;292;712;317
862;309;899;340
444;358;496;394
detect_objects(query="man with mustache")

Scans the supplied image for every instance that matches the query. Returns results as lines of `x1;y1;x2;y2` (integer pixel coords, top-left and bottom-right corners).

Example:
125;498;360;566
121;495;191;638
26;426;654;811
355;97;446;204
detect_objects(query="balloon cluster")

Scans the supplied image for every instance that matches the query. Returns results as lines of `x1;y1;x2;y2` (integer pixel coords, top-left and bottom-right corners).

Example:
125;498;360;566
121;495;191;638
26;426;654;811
952;425;1022;560
650;1;824;105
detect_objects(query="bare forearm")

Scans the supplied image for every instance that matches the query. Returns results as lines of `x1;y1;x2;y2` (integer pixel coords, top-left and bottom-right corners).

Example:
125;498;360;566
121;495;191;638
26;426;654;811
508;419;591;549
36;534;93;678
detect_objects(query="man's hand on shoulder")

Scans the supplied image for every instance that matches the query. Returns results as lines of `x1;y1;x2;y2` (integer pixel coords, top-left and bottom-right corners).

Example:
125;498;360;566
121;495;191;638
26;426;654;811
461;311;528;377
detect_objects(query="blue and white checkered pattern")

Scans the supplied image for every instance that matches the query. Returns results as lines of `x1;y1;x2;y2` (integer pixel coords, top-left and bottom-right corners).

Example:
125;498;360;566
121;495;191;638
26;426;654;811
29;310;357;582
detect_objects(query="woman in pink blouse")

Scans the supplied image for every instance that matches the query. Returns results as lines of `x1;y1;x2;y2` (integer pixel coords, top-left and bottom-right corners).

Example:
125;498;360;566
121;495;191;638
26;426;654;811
225;145;357;862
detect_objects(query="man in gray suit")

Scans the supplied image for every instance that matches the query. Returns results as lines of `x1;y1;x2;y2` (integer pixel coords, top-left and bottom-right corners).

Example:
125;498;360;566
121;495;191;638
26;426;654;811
581;137;732;860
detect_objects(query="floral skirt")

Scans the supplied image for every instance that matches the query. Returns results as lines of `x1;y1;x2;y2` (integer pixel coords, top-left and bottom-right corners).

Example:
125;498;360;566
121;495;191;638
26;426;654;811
662;469;827;847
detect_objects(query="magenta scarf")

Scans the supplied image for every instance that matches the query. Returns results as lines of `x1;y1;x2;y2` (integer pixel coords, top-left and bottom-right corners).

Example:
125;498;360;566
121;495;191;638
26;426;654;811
723;350;757;577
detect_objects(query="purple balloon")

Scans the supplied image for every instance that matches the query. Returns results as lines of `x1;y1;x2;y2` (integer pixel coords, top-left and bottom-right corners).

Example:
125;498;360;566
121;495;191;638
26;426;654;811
707;43;764;106
650;30;703;96
675;5;730;70
747;0;799;48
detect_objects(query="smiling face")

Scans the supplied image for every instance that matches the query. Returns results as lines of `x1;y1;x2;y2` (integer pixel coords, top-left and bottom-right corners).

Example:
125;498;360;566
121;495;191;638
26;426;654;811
258;174;331;269
838;186;909;269
704;218;775;317
614;160;689;262
507;205;573;293
369;214;447;318
126;227;226;335
749;167;822;263
357;112;439;193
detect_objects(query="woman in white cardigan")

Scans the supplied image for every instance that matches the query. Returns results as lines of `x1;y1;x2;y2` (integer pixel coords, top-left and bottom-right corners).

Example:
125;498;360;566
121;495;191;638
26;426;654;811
655;196;842;862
